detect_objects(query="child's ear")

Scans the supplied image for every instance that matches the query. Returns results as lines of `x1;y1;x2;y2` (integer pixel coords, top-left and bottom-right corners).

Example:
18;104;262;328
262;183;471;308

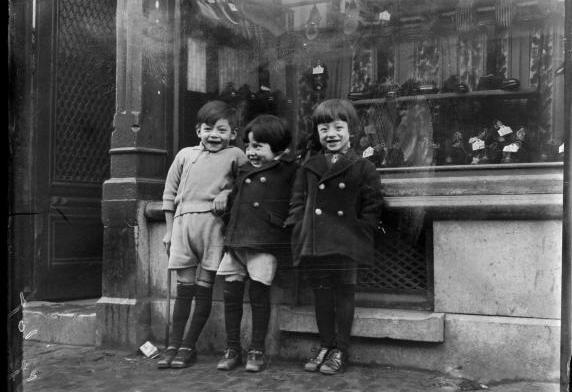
195;124;202;137
230;128;238;140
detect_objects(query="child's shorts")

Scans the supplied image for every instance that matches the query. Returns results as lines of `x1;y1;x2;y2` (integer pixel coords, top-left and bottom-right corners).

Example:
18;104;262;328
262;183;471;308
168;212;225;271
217;249;277;286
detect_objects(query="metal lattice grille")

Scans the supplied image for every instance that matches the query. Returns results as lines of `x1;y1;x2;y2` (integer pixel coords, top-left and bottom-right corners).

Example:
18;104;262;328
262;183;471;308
54;0;115;183
358;229;429;293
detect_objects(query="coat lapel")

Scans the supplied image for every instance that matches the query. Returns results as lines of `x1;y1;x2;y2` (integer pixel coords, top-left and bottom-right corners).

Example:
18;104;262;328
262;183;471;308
303;154;329;178
248;160;279;177
303;151;358;182
241;154;295;180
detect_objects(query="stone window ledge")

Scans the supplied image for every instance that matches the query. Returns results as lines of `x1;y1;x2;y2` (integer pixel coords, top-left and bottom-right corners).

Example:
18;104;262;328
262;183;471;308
279;306;445;343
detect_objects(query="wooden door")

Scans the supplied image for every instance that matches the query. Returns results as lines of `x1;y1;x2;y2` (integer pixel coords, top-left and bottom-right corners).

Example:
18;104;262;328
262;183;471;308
33;0;116;300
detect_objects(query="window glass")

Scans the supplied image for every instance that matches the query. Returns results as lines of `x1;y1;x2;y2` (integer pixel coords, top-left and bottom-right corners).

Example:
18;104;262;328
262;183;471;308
181;0;566;166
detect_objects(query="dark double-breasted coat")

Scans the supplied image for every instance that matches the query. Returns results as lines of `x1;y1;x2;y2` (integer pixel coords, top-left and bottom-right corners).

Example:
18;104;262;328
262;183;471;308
224;156;299;266
286;150;383;267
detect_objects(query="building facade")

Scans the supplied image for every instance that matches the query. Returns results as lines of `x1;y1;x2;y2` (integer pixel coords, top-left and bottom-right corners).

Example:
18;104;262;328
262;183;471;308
9;0;571;385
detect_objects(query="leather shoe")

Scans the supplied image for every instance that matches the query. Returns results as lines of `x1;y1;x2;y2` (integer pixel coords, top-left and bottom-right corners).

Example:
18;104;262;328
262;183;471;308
157;347;178;369
319;348;345;375
170;347;197;368
245;349;266;372
217;348;242;370
303;347;330;372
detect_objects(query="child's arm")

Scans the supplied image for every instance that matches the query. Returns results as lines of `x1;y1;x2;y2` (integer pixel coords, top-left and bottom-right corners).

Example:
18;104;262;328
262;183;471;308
162;152;183;213
213;150;247;214
284;166;307;227
163;211;174;256
162;152;183;255
358;161;383;229
213;189;231;214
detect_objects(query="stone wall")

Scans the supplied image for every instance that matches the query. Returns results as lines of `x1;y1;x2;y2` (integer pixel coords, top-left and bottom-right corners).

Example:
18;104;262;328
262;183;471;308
142;208;561;383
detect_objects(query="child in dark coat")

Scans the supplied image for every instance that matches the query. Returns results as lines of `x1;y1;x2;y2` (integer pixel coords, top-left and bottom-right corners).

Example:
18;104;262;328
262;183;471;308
216;114;298;372
286;99;383;375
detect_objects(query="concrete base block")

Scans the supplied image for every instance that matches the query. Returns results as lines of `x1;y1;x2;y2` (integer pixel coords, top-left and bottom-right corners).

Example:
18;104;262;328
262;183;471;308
440;314;560;383
23;300;97;346
280;313;559;383
96;297;151;348
280;306;444;342
434;220;562;319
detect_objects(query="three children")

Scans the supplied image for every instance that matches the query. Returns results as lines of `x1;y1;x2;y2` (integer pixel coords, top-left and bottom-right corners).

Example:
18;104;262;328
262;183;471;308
160;98;382;375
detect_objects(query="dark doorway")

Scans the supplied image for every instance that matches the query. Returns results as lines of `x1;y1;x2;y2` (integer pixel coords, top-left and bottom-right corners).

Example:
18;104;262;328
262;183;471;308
31;0;116;300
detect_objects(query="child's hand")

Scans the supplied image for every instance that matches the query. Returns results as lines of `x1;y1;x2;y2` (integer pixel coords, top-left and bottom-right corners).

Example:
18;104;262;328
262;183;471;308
162;232;171;256
212;193;228;215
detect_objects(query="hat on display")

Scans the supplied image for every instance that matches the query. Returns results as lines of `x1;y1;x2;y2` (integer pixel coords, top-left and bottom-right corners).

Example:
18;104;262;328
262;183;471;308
442;75;460;93
477;74;502;90
456;83;469;93
501;78;520;91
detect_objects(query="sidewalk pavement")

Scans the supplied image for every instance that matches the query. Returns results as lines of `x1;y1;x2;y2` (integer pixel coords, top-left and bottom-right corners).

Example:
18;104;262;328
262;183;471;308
22;340;559;392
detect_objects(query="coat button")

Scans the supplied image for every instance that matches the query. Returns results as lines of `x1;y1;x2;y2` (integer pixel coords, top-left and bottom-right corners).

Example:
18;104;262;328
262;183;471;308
337;210;344;216
338;182;346;189
253;202;260;208
245;178;252;184
260;177;267;183
318;184;325;190
315;208;322;215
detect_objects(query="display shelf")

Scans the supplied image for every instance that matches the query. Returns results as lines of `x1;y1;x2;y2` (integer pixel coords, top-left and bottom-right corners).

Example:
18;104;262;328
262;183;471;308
351;89;538;106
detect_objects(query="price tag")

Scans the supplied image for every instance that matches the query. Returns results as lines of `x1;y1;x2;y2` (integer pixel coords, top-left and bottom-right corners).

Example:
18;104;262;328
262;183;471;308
312;64;324;75
503;143;519;152
379;10;391;21
471;139;485;151
497;126;513;136
362;146;375;158
559;143;565;154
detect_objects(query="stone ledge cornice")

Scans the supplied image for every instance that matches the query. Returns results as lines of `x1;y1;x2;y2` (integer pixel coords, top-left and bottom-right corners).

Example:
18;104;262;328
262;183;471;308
386;194;563;219
279;305;445;342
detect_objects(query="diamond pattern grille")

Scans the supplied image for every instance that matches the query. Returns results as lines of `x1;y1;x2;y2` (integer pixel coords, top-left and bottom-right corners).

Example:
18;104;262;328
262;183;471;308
54;0;115;183
358;229;428;292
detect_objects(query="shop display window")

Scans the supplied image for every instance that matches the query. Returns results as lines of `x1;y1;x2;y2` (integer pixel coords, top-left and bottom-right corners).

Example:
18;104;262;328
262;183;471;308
180;0;565;168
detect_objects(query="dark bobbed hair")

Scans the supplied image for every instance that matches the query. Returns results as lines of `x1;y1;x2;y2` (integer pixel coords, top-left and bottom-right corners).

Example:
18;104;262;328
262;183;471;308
242;114;292;154
311;99;360;135
196;100;239;129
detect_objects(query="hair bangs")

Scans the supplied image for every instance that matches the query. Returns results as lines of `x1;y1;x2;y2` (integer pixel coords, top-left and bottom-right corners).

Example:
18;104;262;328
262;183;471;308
243;114;291;153
197;100;238;128
311;99;359;133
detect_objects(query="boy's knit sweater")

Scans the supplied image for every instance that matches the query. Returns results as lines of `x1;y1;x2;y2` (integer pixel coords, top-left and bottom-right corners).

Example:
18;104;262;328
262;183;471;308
162;145;247;217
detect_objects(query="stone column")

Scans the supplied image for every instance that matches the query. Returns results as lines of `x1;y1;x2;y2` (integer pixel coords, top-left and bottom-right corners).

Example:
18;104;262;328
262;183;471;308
97;0;174;348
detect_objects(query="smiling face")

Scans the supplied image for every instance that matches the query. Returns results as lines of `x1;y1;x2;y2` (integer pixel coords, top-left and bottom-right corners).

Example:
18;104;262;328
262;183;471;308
196;119;236;152
245;131;276;167
317;119;351;154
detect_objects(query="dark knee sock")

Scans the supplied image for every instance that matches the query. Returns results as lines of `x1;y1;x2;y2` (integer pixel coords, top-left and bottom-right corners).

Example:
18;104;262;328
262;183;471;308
223;281;245;351
181;285;213;349
312;287;336;349
334;284;355;353
249;280;271;352
170;282;195;348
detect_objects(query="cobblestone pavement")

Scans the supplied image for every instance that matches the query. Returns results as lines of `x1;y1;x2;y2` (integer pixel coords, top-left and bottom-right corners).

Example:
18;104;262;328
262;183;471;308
22;341;559;392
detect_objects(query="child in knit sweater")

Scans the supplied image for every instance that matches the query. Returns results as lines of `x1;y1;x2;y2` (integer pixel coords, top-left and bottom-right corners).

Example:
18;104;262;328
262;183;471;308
158;100;247;369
